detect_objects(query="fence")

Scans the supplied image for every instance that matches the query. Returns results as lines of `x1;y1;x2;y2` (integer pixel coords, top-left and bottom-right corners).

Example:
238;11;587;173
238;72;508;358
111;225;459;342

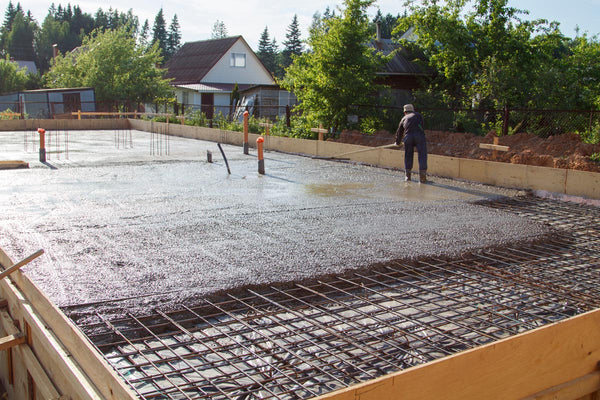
2;100;599;142
352;105;600;139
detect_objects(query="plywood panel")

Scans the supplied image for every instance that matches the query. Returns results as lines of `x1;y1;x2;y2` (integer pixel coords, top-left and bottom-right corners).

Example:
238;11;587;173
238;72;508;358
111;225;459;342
566;169;600;199
315;309;600;400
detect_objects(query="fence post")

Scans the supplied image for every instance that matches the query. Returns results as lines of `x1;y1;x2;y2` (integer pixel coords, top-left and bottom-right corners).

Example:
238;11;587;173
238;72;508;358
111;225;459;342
243;111;249;155
502;106;509;137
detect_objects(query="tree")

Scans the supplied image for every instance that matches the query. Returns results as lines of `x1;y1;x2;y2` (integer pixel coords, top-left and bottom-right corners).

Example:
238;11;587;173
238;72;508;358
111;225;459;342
282;0;388;131
44;27;172;103
211;20;228;39
0;55;29;93
257;26;277;75
138;19;150;48
152;8;167;56
371;10;400;39
5;10;37;61
35;13;70;71
166;14;181;59
282;14;303;69
395;0;568;109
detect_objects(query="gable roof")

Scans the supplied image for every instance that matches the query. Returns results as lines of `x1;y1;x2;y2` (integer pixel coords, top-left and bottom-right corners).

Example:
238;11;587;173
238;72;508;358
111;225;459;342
11;60;38;75
165;36;242;84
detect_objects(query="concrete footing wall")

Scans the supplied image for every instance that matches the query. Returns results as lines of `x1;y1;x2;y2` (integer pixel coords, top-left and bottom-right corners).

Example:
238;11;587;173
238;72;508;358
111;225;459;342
128;119;600;200
0;118;129;132
1;118;598;198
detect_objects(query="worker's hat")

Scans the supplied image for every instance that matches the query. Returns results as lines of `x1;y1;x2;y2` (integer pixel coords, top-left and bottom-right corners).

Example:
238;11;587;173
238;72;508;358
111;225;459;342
403;104;415;112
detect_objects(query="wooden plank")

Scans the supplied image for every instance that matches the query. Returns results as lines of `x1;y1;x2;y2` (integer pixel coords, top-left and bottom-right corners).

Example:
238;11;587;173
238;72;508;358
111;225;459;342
314;308;600;400
0;334;25;351
522;371;600;400
0;248;136;399
0;310;61;399
479;143;510;151
18;340;61;399
0;250;44;282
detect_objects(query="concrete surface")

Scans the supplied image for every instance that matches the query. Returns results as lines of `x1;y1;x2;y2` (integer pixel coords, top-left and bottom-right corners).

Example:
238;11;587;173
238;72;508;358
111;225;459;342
0;129;550;315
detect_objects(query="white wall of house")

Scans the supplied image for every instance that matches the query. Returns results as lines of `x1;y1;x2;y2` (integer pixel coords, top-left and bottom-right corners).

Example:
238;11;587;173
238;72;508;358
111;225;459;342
202;39;275;85
214;93;230;116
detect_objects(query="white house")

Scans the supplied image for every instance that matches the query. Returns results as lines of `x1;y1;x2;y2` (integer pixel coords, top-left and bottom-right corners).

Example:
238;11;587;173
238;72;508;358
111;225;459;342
164;36;295;120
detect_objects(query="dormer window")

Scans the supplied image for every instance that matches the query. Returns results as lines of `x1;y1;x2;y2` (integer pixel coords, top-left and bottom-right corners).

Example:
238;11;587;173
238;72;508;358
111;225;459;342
230;53;246;68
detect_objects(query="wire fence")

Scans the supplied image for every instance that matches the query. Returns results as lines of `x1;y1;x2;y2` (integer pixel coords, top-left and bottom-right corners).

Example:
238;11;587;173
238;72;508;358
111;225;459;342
2;100;599;143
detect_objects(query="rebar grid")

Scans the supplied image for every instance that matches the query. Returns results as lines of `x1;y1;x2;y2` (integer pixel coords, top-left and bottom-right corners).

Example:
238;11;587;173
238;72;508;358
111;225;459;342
70;196;599;400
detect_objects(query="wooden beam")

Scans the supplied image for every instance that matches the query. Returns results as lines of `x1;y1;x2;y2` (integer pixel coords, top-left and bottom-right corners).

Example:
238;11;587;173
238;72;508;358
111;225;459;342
311;125;328;141
0;250;44;282
0;310;61;399
0;334;25;351
479;143;510;151
314;308;600;400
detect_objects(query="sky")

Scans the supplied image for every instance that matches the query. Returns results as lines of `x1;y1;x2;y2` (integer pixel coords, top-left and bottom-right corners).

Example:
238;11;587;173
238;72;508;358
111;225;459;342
6;0;600;50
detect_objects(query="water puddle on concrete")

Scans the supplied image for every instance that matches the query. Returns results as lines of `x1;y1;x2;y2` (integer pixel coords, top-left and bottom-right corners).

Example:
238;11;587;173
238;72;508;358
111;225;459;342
304;183;375;198
304;180;489;202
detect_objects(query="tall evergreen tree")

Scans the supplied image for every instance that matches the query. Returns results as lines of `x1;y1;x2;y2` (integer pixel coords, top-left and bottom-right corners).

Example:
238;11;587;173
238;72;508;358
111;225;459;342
139;19;150;48
6;10;36;60
3;1;17;31
152;8;168;57
211;20;228;39
257;26;277;75
282;14;303;69
94;9;107;30
166;14;181;59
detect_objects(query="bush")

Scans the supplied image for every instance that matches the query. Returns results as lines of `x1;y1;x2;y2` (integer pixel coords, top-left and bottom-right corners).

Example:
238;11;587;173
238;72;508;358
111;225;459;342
579;122;600;145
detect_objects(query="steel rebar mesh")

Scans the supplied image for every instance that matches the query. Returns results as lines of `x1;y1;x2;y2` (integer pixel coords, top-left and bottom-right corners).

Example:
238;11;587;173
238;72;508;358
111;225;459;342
70;196;599;399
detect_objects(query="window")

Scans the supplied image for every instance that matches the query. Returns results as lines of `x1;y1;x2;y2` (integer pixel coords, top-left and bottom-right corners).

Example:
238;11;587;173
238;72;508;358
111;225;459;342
230;53;246;68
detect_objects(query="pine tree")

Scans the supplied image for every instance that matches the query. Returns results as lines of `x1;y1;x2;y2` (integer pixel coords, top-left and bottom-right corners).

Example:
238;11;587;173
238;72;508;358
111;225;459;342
139;19;150;48
94;9;107;30
257;26;276;75
152;8;168;57
6;10;36;60
166;14;181;59
2;1;17;31
211;20;228;39
282;14;302;68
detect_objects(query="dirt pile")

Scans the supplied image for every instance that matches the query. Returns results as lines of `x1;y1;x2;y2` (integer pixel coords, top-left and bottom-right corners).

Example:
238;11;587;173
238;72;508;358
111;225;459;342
336;130;600;172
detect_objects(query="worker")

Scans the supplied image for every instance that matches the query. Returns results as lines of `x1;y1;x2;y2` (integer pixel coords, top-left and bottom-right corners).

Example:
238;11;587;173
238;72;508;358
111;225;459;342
395;104;428;183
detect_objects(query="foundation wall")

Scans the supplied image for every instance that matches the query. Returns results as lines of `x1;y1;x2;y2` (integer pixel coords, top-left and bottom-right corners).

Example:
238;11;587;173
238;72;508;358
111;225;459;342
0;118;129;132
125;120;600;200
2;118;597;200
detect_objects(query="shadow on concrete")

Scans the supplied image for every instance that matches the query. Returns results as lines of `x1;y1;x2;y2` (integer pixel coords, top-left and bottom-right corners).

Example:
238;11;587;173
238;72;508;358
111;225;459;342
425;180;511;199
42;162;58;170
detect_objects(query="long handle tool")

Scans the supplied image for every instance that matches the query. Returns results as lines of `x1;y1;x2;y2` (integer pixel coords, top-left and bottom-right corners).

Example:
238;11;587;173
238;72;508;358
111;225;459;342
312;143;400;160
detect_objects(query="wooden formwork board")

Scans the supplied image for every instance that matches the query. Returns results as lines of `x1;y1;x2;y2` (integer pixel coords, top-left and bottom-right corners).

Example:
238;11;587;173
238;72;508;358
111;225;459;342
0;248;136;400
313;308;600;400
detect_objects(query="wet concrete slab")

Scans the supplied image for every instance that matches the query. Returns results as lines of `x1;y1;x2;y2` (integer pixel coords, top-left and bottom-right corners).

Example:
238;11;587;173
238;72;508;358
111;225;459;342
0;130;549;312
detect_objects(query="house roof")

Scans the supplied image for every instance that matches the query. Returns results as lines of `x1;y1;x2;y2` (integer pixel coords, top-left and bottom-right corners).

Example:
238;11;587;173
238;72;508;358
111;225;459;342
174;83;255;93
11;60;37;75
369;38;429;76
165;36;242;84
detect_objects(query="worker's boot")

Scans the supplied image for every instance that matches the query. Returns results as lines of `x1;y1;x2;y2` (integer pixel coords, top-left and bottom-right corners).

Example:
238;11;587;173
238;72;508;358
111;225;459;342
405;170;411;182
419;170;427;183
